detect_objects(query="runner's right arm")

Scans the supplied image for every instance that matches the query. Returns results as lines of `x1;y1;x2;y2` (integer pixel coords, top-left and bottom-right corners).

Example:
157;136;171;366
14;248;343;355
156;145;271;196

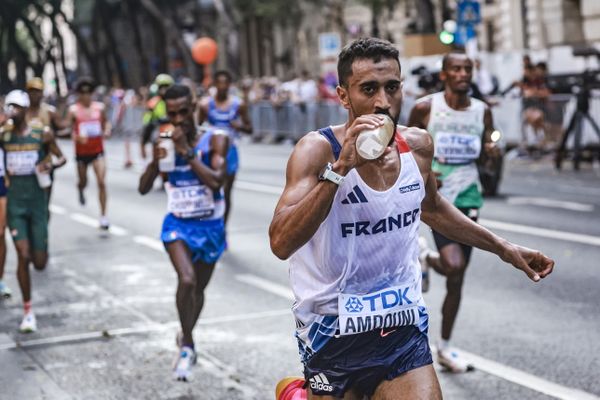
138;144;161;195
269;115;386;260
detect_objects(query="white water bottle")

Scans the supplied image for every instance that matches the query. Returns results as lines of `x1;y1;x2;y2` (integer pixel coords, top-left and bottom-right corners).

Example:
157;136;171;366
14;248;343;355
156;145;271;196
158;132;175;172
356;115;395;160
35;165;52;189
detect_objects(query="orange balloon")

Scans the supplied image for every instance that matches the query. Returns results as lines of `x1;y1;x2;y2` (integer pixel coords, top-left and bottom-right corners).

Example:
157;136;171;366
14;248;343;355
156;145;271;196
192;37;218;65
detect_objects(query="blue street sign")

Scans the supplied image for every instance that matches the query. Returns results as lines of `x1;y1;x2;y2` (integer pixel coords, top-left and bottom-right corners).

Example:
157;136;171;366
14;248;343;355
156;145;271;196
457;0;481;25
454;24;477;46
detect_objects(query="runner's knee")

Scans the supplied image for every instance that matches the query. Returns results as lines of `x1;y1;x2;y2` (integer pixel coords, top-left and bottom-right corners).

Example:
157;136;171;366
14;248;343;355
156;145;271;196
179;274;197;291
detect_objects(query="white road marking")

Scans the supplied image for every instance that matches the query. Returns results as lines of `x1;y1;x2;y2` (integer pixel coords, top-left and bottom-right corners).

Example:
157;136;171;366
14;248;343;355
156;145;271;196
69;212;99;228
235;180;283;195
0;309;290;351
49;204;67;215
236;180;600;247
506;197;594;212
108;224;129;236
480;218;600;247
234;274;600;399
431;346;600;400
133;235;165;252
235;274;295;300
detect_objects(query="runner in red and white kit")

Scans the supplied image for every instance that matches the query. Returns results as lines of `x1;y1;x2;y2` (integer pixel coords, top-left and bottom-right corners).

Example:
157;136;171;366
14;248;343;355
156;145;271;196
68;77;111;229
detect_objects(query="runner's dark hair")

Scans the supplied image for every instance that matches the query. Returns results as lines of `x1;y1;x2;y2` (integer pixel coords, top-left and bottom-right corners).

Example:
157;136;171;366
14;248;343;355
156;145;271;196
337;37;400;87
442;51;469;71
163;84;192;101
214;70;232;83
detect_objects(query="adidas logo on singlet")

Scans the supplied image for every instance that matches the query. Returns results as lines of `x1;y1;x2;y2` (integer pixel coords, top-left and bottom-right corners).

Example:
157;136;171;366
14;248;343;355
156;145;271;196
341;185;368;204
309;373;334;392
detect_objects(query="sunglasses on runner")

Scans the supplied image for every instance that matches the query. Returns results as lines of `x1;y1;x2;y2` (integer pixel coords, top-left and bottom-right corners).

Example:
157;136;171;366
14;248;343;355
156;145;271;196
167;108;190;118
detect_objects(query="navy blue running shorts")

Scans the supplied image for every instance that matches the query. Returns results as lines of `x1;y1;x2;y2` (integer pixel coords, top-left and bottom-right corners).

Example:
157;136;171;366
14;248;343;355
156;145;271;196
0;177;6;197
302;325;432;397
432;207;479;263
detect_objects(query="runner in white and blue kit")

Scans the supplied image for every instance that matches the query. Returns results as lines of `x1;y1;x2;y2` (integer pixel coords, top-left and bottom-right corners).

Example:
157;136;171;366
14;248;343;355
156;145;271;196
270;38;555;399
198;70;252;231
138;85;229;382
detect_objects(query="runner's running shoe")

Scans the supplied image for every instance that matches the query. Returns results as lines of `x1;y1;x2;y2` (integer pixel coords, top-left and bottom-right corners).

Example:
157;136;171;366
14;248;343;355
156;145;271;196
173;346;196;382
438;348;475;373
78;189;86;206
276;377;306;400
99;216;110;231
19;311;37;333
0;281;11;299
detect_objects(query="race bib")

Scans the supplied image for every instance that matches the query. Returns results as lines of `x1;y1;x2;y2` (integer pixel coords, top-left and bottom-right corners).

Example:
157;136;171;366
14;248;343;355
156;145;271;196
434;132;481;164
167;184;215;219
438;164;480;204
78;121;102;138
338;285;419;336
6;150;38;176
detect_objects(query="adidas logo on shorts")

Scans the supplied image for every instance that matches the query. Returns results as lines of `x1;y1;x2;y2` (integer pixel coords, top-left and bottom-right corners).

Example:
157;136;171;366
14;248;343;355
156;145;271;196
309;373;334;393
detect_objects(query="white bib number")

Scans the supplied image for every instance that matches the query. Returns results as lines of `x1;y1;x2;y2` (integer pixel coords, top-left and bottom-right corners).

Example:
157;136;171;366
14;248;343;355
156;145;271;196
434;132;481;164
78;121;102;138
167;184;215;218
7;150;38;176
438;164;480;204
338;285;419;336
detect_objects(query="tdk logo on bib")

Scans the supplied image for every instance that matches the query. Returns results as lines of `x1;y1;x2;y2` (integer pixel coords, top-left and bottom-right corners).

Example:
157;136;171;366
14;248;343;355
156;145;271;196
345;297;364;313
338;286;419;335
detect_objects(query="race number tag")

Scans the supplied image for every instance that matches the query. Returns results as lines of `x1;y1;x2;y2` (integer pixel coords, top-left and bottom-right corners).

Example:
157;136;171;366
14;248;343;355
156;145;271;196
338;285;419;336
167;184;215;219
434;132;481;164
438;164;480;204
7;150;38;176
78;121;102;138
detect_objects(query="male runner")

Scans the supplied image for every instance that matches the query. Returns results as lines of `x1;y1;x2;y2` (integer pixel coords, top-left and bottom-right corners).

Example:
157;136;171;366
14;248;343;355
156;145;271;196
197;70;252;227
138;85;229;381
26;77;67;206
0;117;8;299
68;77;111;229
25;77;65;129
408;52;500;373
2;90;66;332
141;74;174;160
269;38;553;399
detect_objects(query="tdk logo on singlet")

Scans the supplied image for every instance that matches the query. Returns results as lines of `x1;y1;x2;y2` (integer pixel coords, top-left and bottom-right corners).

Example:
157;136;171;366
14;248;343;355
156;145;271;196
340;208;420;238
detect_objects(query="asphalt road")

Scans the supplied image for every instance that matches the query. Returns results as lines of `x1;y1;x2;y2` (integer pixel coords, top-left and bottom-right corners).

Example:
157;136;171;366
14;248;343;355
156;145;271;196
0;137;599;400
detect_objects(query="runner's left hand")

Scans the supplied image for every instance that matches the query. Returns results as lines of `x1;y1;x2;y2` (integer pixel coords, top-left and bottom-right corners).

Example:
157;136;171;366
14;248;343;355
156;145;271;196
500;243;554;282
171;126;191;156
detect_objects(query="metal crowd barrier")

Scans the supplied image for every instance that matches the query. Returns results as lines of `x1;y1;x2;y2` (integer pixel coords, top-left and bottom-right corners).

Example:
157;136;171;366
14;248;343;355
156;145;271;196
250;100;346;141
250;95;600;149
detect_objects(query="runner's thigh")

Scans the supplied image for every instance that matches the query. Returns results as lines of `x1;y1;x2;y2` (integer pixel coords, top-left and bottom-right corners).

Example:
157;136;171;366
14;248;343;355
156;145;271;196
371;364;442;400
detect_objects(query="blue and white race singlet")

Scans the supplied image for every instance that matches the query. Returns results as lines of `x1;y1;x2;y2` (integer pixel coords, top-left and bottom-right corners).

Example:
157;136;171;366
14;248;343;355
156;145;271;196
165;129;225;220
289;127;428;360
207;97;241;143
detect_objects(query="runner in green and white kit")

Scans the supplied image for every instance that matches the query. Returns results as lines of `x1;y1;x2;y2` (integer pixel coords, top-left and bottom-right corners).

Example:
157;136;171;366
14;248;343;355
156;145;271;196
409;52;501;373
1;90;66;333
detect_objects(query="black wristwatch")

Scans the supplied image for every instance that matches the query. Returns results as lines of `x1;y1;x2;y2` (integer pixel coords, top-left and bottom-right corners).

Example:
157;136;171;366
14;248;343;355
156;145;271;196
184;147;195;161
